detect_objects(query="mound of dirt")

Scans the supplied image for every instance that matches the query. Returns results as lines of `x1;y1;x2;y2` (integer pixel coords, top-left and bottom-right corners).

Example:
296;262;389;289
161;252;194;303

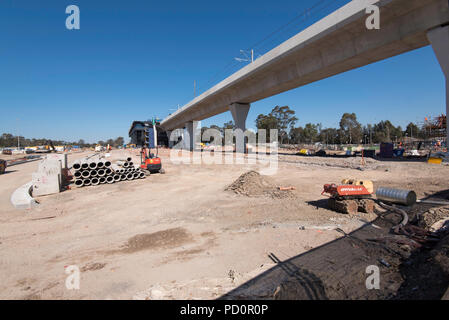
225;171;295;199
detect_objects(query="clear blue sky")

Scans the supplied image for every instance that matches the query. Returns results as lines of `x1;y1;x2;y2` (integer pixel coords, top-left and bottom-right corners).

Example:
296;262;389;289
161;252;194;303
0;0;446;143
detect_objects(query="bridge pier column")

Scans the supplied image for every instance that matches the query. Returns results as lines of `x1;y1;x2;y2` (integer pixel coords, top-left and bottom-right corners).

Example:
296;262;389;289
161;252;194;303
166;130;173;148
184;121;198;151
229;103;250;153
428;26;449;147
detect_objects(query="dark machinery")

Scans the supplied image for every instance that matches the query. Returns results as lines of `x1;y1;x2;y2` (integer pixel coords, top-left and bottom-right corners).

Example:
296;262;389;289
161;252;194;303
140;147;164;174
0;159;6;175
46;140;56;153
321;181;375;214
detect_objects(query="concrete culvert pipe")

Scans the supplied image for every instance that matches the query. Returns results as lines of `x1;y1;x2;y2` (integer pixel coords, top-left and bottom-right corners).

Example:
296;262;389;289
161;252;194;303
105;168;112;175
99;177;106;184
82;171;90;178
139;172;145;179
106;176;114;184
84;179;91;186
75;179;84;187
113;175;121;182
74;171;82;178
97;169;105;177
126;173;134;180
120;174;127;181
104;161;112;168
81;163;89;169
73;163;81;170
133;172;139;179
128;162;134;167
91;178;100;186
127;157;132;162
90;170;98;177
97;162;104;169
89;162;97;170
123;162;129;168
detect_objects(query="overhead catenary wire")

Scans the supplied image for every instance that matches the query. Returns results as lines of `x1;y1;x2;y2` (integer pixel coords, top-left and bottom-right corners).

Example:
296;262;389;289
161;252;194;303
195;0;346;96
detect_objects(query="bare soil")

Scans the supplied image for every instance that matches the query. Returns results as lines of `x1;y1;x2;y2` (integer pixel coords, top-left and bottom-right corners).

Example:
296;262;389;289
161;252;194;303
1;148;449;299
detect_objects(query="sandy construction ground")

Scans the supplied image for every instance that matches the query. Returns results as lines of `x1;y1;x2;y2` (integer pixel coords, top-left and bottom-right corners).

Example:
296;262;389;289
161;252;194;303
0;149;448;299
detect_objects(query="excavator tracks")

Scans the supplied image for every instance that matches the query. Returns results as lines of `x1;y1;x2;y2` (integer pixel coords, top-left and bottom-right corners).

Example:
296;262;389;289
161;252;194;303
328;197;375;214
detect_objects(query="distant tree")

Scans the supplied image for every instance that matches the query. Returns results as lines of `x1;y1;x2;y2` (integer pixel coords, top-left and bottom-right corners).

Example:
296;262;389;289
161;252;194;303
106;139;115;147
223;121;235;130
289;127;304;144
405;122;420;139
339;113;362;144
77;139;85;147
270;106;298;143
372;120;403;143
255;114;278;130
255;114;278;142
318;128;340;144
256;106;298;143
0;133;14;147
302;123;319;143
114;137;124;147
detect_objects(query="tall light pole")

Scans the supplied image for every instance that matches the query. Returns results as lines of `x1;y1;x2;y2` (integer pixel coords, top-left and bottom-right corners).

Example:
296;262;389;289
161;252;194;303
17;118;20;149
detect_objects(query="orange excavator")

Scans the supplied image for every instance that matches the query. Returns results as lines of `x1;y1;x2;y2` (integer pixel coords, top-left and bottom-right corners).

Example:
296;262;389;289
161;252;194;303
140;147;164;174
321;179;375;214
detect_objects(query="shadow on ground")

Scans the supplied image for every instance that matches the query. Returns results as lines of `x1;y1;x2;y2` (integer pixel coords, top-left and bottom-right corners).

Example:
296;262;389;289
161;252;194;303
219;201;449;300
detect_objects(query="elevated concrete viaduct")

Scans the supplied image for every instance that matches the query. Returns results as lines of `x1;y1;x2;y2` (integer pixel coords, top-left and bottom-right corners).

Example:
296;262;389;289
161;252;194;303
161;0;449;150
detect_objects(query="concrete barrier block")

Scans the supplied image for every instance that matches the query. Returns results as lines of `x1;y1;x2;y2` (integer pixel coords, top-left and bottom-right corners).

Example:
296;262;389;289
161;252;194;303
32;172;61;197
10;182;39;209
46;154;68;169
37;159;62;185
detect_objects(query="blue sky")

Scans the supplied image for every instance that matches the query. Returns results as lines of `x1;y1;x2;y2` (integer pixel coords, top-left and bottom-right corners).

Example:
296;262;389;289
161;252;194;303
0;0;446;143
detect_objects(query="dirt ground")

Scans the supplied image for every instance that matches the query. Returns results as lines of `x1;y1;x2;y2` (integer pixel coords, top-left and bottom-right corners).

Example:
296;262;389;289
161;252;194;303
1;149;449;299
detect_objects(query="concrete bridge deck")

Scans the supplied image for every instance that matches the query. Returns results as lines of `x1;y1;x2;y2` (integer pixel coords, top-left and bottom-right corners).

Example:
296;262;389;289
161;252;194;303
161;0;449;149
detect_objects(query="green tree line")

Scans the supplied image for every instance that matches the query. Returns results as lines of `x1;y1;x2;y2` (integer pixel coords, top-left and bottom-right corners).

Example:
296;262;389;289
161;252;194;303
255;106;436;144
0;133;125;148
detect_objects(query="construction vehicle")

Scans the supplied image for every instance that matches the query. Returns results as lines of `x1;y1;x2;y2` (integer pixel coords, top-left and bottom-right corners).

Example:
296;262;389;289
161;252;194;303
140;147;164;174
139;121;164;174
95;144;106;152
42;140;57;153
321;179;375;214
0;159;6;175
